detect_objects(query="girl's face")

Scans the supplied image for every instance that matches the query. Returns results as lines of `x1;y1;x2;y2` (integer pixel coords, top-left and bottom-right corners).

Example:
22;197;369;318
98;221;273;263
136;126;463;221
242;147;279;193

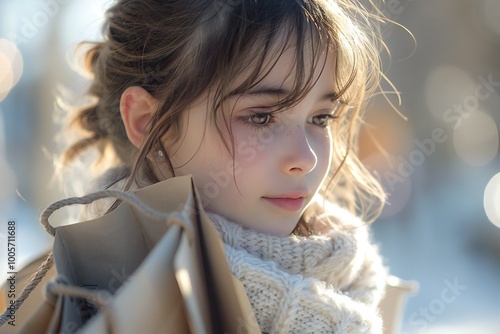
162;47;338;236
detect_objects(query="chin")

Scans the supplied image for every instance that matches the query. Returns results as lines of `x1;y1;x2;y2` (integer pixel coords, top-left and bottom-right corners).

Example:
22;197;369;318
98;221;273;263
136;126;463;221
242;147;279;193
218;210;298;236
258;221;297;237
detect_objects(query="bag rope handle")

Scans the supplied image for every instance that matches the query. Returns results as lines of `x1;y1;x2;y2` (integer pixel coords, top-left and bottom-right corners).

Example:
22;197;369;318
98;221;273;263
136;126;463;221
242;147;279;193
0;253;54;327
0;188;193;327
40;189;189;236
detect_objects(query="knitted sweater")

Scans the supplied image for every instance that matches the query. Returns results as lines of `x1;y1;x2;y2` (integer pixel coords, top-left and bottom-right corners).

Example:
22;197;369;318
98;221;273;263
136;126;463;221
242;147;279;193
206;206;388;334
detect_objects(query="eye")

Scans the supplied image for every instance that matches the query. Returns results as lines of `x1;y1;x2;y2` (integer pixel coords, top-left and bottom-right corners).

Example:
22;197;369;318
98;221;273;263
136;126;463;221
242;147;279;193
308;114;338;127
240;112;275;127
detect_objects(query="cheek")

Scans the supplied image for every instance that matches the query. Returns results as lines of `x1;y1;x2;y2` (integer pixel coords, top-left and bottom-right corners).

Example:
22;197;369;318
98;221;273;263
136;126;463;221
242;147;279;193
233;129;273;168
312;132;333;175
168;132;225;194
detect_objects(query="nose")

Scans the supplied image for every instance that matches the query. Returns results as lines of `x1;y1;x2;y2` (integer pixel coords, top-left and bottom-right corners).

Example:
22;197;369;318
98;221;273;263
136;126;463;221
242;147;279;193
279;127;318;175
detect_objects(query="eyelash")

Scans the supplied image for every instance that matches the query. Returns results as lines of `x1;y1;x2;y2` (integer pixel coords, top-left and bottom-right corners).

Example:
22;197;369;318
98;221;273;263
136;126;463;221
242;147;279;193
238;112;338;129
309;114;338;127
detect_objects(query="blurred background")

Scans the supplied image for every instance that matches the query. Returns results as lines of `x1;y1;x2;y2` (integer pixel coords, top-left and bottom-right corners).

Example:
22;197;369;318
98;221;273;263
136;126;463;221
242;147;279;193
0;0;499;333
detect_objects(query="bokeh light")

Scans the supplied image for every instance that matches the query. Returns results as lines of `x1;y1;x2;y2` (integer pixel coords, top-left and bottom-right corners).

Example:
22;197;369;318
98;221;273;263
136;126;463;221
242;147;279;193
484;172;500;228
424;66;474;121
453;110;498;166
0;39;23;102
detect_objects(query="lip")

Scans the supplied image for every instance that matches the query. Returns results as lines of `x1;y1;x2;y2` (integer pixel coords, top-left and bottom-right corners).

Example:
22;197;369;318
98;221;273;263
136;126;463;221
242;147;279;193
262;191;309;212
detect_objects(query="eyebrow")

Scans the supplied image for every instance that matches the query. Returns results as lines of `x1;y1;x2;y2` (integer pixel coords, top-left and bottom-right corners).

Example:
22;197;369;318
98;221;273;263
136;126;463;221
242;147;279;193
229;87;339;103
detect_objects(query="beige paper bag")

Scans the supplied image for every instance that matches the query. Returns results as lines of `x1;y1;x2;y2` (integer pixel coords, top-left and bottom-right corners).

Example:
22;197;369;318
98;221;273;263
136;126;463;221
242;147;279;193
0;175;259;334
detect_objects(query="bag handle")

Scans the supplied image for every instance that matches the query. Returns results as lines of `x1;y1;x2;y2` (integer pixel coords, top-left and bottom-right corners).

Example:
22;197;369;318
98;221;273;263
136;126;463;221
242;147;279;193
0;188;192;328
40;189;189;236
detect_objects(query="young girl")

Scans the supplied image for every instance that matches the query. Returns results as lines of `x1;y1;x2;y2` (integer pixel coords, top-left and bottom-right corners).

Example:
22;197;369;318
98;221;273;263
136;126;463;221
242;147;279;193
60;0;391;332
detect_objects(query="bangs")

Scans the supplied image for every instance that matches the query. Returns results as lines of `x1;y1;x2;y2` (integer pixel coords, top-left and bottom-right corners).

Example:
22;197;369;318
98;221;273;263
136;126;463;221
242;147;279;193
210;2;361;115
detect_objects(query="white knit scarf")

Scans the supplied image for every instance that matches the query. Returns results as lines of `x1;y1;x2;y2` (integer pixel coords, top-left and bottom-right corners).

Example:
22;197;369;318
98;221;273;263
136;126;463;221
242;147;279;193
207;207;387;334
81;177;387;333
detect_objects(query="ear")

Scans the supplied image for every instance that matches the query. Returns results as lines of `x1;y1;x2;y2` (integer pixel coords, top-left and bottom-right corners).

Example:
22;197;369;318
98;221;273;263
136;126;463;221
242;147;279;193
120;86;158;148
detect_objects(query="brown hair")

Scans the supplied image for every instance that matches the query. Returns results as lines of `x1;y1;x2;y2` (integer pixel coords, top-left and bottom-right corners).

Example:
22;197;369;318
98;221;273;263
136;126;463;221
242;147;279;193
60;0;393;223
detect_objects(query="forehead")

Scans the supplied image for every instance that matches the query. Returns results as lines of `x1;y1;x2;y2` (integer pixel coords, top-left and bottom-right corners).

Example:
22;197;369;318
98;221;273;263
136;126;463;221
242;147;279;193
228;34;336;98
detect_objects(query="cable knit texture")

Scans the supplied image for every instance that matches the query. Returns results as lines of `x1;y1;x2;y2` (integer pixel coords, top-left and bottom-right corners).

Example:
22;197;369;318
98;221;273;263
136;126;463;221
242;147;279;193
206;206;388;334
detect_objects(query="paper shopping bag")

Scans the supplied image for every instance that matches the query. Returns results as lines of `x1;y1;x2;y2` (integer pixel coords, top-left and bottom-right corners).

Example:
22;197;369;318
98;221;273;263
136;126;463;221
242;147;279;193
4;175;259;334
